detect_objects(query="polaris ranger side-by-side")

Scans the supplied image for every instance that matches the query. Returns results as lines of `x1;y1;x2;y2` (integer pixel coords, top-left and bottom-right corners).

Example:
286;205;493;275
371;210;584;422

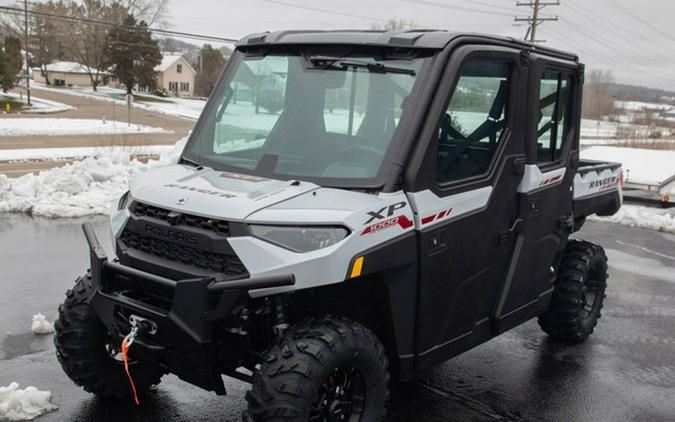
54;30;623;421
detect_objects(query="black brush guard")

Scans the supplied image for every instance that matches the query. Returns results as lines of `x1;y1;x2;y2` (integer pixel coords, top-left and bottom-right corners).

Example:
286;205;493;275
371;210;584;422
82;222;295;394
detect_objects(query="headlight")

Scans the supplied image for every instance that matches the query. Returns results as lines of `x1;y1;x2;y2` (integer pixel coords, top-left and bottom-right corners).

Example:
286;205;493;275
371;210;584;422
250;225;349;252
117;191;131;211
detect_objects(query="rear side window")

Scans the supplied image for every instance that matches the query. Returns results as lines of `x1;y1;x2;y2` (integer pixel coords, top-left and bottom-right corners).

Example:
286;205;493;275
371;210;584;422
436;59;511;184
537;70;573;162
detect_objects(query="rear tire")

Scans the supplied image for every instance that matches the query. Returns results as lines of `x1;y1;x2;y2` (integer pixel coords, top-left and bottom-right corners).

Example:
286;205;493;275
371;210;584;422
245;316;390;422
54;274;164;399
538;240;608;343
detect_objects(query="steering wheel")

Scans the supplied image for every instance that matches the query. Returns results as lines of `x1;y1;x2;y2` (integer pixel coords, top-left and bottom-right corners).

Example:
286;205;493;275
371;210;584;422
341;144;385;166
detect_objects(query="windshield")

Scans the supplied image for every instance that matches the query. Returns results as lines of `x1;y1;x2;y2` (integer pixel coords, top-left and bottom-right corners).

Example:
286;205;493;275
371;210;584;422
183;49;430;186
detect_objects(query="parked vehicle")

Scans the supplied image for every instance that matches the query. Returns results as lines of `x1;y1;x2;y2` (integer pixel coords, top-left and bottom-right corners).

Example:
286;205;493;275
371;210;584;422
55;30;623;421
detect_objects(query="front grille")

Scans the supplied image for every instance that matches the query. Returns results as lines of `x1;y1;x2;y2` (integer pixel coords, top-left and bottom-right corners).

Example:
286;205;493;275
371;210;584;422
120;230;248;277
131;202;230;235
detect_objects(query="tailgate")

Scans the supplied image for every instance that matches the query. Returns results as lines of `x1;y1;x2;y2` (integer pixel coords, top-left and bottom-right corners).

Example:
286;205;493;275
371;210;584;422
573;160;623;217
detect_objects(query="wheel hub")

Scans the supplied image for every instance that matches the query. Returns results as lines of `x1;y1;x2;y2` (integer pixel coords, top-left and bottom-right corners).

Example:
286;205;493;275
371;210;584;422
310;366;366;422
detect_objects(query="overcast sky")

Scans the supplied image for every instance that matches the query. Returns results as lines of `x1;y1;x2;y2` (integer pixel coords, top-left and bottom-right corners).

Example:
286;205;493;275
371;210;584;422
168;0;675;91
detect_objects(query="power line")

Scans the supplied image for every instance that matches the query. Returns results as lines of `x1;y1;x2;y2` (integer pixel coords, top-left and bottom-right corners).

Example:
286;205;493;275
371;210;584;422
400;0;515;17
0;5;238;43
514;0;559;43
600;0;675;43
259;0;387;22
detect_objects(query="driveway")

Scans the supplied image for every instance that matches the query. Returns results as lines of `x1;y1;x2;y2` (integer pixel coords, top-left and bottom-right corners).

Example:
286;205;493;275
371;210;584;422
0;216;673;421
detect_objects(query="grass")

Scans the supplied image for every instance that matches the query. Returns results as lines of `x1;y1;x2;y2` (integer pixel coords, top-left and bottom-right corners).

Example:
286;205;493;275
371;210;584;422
0;96;24;113
133;94;172;103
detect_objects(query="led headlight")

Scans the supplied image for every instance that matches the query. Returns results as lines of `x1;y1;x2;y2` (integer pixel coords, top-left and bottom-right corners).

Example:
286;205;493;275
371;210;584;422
250;225;349;253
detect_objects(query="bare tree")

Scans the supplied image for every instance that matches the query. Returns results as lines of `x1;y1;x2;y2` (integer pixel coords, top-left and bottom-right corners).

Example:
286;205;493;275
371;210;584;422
582;70;616;120
116;0;170;27
67;0;128;91
371;16;417;31
30;1;70;85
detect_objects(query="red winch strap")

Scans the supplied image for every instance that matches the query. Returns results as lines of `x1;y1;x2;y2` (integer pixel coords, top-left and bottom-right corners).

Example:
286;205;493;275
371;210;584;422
121;338;141;406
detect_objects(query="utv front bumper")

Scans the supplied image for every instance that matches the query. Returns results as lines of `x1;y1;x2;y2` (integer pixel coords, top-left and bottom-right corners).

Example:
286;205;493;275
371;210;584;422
81;222;295;394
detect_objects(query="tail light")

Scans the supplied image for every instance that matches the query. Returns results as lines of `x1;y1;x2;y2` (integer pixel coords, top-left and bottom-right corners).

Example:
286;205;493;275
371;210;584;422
619;171;625;187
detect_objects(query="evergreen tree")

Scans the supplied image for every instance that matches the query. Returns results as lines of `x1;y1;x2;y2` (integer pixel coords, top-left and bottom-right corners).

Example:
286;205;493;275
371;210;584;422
0;36;22;92
194;44;225;97
103;15;161;94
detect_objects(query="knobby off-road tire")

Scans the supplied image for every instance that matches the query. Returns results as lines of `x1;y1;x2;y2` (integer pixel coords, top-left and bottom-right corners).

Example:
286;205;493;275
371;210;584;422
245;316;390;422
54;274;164;399
538;240;608;343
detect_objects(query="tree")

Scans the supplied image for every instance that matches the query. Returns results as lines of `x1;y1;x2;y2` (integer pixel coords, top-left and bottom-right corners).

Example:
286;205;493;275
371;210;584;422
30;1;70;85
194;44;225;97
103;15;161;94
582;70;616;120
0;36;22;92
68;0;128;91
371;16;417;31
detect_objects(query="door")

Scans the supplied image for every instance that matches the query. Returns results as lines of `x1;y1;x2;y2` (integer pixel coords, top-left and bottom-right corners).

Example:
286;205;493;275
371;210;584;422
495;55;581;329
406;46;528;370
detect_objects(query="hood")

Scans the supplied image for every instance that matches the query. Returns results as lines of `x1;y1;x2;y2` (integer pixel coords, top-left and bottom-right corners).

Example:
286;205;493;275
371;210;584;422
130;165;319;221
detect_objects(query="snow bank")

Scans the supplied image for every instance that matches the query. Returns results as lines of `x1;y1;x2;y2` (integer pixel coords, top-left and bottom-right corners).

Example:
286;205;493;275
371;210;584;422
0;138;186;217
0;383;57;421
30;314;54;335
0;118;170;137
590;205;675;234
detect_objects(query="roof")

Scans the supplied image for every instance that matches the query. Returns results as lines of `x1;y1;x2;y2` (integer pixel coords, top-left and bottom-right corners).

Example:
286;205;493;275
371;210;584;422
236;29;578;61
37;61;111;75
155;54;196;74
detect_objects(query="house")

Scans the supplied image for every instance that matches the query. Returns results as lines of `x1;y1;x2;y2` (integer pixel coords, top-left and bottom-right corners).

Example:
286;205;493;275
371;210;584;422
32;61;111;87
154;54;195;97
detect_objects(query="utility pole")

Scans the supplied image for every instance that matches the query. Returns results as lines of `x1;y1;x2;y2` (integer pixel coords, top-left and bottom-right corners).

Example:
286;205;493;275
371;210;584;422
23;0;31;106
515;0;560;43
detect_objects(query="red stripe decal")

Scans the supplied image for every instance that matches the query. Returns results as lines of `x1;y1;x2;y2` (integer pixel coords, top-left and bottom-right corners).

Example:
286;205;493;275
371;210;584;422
421;215;436;225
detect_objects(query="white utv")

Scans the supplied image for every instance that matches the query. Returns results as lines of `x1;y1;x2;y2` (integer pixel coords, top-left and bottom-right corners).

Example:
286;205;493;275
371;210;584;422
55;30;623;421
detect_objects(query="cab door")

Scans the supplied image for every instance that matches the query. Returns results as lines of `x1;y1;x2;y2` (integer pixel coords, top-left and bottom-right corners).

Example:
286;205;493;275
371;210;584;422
405;45;528;370
495;55;581;330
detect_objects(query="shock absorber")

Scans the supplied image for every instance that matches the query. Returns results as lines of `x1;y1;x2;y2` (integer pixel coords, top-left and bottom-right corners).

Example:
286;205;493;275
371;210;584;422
272;295;289;337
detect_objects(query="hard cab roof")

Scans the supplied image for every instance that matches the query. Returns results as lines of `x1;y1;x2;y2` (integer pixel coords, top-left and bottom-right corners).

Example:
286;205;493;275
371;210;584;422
236;29;578;62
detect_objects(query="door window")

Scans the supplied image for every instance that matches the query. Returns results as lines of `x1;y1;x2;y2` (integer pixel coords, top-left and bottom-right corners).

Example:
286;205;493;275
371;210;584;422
436;59;511;184
536;70;573;162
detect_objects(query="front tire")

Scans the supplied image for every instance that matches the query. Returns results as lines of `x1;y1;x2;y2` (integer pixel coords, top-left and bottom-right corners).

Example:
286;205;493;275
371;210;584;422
54;274;164;399
245;316;390;422
538;240;608;343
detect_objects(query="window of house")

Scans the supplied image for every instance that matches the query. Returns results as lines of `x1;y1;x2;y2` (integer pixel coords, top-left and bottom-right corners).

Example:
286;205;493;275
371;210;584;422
169;82;178;91
536;70;573;162
436;58;511;184
180;82;190;91
177;64;182;73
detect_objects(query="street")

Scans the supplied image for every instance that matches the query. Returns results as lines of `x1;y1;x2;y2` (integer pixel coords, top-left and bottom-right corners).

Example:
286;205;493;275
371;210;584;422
0;215;674;421
0;88;194;177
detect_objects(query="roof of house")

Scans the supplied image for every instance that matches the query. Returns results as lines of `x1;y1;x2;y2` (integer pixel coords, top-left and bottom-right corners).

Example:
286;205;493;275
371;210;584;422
38;61;111;75
155;54;196;74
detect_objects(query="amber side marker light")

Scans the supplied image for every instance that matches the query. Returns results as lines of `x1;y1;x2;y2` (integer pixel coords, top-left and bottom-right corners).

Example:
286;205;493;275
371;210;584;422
350;256;364;279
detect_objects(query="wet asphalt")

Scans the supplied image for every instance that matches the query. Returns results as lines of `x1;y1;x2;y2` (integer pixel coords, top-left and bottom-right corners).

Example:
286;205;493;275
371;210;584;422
0;213;674;422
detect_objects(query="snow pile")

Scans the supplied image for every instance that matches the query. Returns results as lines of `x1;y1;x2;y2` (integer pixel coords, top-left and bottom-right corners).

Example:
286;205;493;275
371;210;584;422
30;314;54;335
590;205;675;234
0;383;58;421
0;118;170;137
0;138;186;217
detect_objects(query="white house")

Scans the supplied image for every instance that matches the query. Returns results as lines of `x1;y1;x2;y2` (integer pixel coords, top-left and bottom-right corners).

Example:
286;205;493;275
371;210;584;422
33;61;111;87
154;54;196;97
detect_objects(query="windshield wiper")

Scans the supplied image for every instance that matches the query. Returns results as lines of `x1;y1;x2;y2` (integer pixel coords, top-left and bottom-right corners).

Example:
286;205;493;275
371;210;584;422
308;55;416;76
